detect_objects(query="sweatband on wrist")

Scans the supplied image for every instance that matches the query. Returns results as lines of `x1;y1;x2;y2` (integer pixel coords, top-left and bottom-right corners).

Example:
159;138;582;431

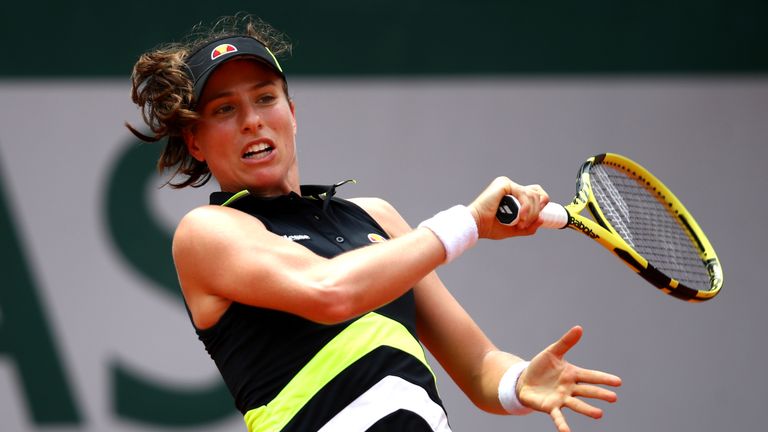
498;361;533;415
417;205;478;263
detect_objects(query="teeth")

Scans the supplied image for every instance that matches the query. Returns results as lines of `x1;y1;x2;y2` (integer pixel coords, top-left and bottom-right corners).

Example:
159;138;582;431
245;143;270;154
243;143;272;159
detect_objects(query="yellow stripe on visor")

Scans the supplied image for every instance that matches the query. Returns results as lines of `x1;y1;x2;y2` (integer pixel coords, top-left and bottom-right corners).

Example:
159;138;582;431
243;312;435;432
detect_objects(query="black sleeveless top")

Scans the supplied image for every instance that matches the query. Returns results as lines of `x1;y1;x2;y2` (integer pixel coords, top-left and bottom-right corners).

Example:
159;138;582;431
192;185;450;432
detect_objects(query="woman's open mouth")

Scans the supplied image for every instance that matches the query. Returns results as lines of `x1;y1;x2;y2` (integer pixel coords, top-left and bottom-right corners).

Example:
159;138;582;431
242;143;274;160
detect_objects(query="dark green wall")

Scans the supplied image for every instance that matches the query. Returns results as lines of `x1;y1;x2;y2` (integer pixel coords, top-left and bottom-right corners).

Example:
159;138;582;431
1;0;766;77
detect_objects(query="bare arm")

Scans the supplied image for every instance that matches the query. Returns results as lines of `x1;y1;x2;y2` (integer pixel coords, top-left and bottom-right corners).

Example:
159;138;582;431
355;196;521;413
357;193;622;432
175;176;544;329
173;203;445;327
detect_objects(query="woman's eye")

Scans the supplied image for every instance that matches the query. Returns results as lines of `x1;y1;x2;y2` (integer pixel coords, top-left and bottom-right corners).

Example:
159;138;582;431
257;94;276;104
213;104;235;115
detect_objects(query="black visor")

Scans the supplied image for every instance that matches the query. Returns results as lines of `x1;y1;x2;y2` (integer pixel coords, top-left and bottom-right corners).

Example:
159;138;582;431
184;36;285;105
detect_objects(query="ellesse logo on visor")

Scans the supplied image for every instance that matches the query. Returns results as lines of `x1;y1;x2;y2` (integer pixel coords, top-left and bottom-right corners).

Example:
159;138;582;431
211;44;238;60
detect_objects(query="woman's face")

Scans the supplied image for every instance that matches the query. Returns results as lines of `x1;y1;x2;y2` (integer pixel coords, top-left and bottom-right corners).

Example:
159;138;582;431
184;59;298;195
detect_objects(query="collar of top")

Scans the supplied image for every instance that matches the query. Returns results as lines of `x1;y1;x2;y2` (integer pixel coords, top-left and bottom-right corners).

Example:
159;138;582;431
210;180;357;208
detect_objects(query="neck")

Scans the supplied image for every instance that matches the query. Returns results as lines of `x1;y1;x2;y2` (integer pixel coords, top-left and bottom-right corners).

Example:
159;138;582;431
222;166;301;198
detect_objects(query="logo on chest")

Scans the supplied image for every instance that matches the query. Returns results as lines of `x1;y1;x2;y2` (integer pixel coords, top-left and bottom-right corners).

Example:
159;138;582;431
367;233;387;243
283;233;386;243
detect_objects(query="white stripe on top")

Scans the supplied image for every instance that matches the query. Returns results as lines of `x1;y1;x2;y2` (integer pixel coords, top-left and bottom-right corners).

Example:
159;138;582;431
318;375;451;432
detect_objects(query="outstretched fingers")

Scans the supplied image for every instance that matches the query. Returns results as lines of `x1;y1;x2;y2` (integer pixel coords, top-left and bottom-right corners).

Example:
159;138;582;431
564;396;604;419
549;407;571;432
576;367;623;388
526;326;622;432
547;326;583;358
572;383;619;403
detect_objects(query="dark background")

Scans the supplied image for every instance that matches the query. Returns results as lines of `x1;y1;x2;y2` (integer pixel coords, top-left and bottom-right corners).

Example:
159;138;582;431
1;0;766;77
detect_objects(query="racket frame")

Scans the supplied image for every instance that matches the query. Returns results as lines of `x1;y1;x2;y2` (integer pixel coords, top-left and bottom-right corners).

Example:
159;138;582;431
562;153;723;302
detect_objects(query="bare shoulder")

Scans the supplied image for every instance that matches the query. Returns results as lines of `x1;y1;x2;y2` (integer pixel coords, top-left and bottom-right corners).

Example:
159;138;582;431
348;197;412;238
175;205;221;236
175;204;233;238
172;204;267;258
171;204;275;328
347;197;398;219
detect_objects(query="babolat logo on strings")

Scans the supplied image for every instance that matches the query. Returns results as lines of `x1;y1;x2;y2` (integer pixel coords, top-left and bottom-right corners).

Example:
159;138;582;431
570;216;599;239
283;234;311;242
211;43;238;60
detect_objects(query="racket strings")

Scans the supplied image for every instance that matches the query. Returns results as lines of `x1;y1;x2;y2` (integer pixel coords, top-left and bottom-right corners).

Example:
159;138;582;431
589;164;712;291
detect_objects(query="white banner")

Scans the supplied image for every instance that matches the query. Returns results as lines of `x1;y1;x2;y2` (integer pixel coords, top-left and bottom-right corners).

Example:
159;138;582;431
1;77;767;431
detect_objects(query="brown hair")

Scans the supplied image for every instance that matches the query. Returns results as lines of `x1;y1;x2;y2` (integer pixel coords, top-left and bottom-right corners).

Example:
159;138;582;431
126;13;292;188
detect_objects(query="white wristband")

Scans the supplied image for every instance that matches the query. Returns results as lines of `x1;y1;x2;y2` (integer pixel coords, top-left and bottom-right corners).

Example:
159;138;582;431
498;361;533;415
417;205;478;263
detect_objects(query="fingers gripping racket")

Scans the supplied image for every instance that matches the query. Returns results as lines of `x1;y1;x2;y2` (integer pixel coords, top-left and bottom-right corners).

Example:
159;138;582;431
496;153;723;302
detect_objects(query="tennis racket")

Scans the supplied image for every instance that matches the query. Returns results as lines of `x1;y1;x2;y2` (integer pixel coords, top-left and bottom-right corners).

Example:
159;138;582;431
496;153;723;302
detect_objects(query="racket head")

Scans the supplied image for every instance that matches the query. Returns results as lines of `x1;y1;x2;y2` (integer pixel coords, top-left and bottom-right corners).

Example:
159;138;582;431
568;153;723;302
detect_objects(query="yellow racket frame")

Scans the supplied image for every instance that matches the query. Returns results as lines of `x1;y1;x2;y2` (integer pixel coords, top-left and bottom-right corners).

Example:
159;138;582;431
563;153;723;301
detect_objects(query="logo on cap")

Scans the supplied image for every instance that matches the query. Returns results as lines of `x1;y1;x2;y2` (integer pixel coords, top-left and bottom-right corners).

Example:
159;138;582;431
211;44;238;60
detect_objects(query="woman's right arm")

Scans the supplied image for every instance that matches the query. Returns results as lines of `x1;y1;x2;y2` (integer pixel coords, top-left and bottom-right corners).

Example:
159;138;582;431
173;203;447;328
173;176;547;328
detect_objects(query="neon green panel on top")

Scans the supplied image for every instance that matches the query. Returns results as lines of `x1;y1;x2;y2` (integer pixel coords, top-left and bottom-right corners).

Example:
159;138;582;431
243;311;434;432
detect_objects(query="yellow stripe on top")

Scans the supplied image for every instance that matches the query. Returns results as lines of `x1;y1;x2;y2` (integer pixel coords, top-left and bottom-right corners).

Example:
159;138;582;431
243;312;435;432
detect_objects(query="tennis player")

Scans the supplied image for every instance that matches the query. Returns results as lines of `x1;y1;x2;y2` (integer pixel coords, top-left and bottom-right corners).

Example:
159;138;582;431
128;14;621;432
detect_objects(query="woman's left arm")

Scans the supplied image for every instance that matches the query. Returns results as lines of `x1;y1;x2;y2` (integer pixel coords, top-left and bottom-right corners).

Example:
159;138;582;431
354;197;622;432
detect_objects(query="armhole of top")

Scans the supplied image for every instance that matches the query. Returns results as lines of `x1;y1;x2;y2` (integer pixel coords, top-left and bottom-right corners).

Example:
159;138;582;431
334;197;392;240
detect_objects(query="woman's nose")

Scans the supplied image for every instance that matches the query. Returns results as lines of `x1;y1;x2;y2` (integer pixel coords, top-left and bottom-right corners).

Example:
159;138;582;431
240;104;262;132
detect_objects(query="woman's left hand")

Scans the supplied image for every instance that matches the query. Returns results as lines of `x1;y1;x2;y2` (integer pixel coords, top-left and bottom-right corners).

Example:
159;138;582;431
517;326;622;432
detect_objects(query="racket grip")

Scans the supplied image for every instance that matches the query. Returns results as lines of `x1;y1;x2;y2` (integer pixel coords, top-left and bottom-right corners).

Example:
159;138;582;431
496;195;569;229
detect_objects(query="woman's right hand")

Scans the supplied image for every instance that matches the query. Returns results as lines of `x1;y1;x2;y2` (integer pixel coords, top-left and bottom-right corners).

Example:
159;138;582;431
469;176;550;240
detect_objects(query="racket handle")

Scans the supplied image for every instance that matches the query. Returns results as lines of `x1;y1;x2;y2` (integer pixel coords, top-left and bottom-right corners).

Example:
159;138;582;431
496;195;569;229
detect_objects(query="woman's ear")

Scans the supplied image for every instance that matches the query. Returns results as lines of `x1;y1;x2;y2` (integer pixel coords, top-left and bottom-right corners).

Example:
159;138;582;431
183;129;205;162
290;100;297;134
